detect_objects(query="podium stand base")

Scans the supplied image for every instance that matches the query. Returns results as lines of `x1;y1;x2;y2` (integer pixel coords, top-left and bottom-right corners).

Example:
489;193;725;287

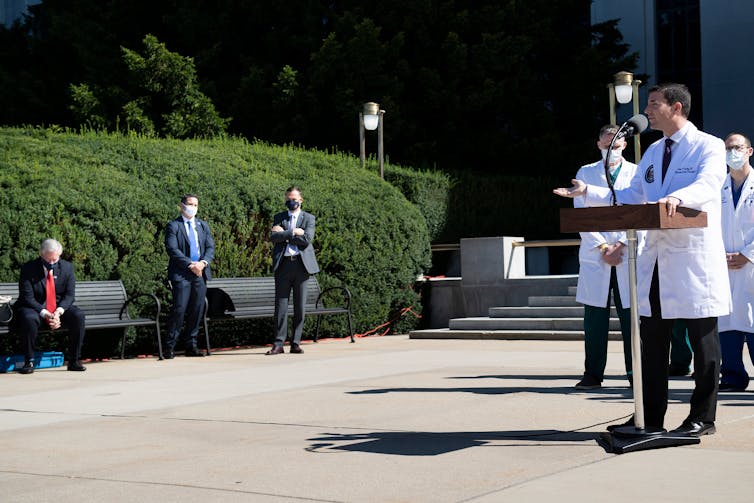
600;427;700;454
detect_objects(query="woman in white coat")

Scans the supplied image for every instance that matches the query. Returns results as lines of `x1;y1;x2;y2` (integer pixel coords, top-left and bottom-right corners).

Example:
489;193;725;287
718;133;754;391
555;83;731;436
573;125;643;390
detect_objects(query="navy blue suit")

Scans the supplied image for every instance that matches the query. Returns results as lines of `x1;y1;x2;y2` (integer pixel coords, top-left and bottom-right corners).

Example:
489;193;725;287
14;258;85;361
164;216;215;352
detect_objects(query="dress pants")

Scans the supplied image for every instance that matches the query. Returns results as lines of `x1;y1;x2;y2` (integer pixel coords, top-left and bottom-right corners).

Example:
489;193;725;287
274;256;310;347
720;329;754;389
583;267;632;380
15;306;86;361
639;263;720;428
165;273;207;350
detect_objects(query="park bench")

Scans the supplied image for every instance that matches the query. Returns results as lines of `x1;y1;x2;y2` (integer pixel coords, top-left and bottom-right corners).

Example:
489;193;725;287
203;276;354;351
0;280;164;360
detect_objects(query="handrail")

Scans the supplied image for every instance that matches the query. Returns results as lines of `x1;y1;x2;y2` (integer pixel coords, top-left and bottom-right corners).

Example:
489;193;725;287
511;239;580;248
431;239;580;252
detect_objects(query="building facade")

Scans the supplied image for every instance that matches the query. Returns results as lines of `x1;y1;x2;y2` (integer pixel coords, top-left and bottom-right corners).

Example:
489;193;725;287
592;0;754;139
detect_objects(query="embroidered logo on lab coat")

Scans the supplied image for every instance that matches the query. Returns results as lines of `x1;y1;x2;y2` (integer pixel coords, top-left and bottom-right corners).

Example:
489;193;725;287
644;165;655;183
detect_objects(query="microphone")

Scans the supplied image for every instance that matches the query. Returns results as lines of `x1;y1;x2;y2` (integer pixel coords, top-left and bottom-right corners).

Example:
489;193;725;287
616;114;648;139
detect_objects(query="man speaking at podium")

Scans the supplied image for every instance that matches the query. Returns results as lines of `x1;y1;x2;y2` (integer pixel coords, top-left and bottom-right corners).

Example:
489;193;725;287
554;83;731;436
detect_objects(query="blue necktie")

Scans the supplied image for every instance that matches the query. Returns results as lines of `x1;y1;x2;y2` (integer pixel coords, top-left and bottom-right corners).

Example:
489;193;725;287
187;221;200;261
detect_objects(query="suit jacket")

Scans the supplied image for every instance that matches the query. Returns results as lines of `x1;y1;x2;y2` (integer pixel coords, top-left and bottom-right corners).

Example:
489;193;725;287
16;257;76;313
165;216;215;281
270;210;320;274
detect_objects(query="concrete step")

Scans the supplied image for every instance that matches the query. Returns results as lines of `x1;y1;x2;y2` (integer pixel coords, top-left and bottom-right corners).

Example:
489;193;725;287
409;328;623;341
528;295;580;307
489;306;618;318
568;285;577;295
448;317;621;331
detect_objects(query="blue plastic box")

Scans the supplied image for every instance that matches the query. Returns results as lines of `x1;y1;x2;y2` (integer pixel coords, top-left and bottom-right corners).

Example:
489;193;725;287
0;351;65;373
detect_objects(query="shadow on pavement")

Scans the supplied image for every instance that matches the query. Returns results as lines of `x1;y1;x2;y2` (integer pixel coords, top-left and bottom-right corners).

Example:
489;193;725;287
306;430;599;456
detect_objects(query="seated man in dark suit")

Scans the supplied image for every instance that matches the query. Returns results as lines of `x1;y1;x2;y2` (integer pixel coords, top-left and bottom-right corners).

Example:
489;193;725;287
13;238;86;374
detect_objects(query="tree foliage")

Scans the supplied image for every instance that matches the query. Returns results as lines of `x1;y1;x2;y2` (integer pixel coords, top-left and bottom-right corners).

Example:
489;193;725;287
68;34;229;138
0;0;637;175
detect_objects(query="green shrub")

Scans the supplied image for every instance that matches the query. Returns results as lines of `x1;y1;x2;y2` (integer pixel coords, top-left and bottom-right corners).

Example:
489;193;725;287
0;128;430;354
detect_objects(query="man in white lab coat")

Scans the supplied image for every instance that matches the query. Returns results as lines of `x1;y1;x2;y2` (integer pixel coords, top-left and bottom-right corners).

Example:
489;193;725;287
554;83;731;436
573;125;640;390
718;132;754;392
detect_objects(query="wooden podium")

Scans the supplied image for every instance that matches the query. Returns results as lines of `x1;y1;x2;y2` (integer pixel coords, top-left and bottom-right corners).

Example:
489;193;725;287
561;203;708;453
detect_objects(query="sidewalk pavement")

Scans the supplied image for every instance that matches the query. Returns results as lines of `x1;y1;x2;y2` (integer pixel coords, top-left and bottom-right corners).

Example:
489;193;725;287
0;335;752;502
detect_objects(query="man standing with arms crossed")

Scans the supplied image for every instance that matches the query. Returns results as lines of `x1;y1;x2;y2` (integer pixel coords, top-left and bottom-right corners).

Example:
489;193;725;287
267;186;320;355
555;83;730;436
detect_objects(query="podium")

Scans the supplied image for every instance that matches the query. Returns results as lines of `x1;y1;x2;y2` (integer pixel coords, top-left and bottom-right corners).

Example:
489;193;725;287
561;203;707;453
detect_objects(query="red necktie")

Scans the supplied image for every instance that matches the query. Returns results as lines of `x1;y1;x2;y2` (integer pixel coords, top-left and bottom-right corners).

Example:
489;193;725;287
45;269;56;312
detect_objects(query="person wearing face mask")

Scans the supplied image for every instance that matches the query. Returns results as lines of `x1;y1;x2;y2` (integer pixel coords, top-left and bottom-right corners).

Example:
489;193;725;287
267;186;320;355
13;238;86;373
164;193;215;358
718;132;754;391
572;124;642;390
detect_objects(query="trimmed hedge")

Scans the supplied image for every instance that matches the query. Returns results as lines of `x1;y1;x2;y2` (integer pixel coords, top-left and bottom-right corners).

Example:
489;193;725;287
0;128;430;354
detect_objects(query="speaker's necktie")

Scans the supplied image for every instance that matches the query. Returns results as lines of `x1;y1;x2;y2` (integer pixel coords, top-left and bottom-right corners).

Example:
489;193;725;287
187;222;200;261
45;268;56;312
661;138;673;182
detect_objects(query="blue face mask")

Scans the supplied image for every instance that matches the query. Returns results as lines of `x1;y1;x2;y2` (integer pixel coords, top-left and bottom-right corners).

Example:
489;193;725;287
285;199;301;211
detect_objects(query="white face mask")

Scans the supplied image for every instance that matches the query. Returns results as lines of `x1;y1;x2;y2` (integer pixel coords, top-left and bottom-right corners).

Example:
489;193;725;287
182;204;198;218
600;148;622;167
726;149;749;171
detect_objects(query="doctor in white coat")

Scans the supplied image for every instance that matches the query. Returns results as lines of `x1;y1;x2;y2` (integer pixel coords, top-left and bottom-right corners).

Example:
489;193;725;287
573;125;642;390
554;83;731;436
718;132;754;392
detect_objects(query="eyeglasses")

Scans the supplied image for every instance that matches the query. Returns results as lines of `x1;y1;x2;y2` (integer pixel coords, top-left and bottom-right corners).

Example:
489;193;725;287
726;144;750;152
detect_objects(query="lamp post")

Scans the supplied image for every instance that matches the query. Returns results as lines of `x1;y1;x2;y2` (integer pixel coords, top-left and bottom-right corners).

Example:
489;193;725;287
607;71;643;161
359;102;386;179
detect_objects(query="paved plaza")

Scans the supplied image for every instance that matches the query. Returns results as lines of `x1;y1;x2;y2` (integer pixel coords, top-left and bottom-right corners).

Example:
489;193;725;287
0;335;753;502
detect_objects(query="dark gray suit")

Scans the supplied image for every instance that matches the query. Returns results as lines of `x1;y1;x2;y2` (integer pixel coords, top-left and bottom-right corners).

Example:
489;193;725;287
270;210;319;347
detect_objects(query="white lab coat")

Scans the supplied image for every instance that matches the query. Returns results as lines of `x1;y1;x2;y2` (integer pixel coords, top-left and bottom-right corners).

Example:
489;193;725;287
718;173;754;331
584;121;731;319
574;158;644;308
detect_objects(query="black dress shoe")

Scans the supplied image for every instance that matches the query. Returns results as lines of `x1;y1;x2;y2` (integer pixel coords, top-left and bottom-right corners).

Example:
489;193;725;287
574;374;601;390
290;344;304;354
184;347;205;357
606;417;634;432
670;421;716;437
266;345;284;355
19;360;34;374
67;361;87;371
163;349;175;360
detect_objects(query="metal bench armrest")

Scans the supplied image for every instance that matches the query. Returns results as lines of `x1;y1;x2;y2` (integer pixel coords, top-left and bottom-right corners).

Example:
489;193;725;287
316;286;352;310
